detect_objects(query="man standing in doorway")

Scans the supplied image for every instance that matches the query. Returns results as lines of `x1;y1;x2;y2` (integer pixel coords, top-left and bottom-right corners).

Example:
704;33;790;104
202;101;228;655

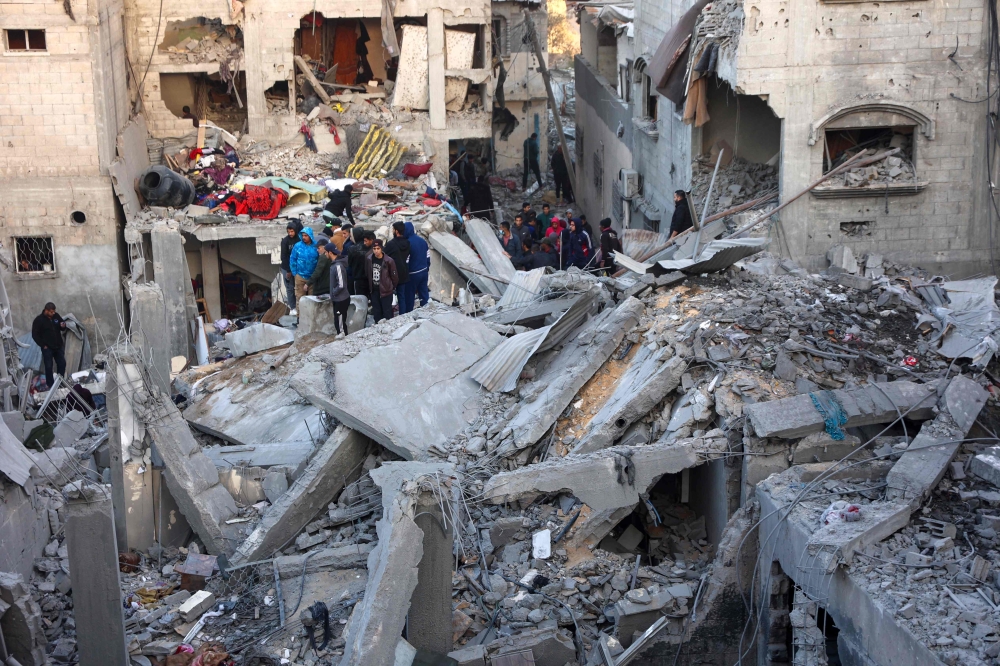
522;132;542;191
366;240;399;323
32;302;66;389
668;190;694;239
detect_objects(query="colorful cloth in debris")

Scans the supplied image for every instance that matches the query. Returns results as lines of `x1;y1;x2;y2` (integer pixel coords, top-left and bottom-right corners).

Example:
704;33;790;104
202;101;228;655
223;184;288;219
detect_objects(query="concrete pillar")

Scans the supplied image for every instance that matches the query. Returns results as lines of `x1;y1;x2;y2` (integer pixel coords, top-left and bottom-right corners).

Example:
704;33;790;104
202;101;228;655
200;241;222;323
242;8;267;136
408;492;453;655
128;283;171;395
150;229;192;364
427;9;446;131
64;485;129;666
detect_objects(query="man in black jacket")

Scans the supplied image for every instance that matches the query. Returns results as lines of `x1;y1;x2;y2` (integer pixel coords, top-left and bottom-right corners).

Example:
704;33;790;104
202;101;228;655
32;302;66;388
325;185;355;225
348;231;375;297
280;220;302;307
384;222;411;313
669;190;693;239
599;218;622;275
512;238;560;270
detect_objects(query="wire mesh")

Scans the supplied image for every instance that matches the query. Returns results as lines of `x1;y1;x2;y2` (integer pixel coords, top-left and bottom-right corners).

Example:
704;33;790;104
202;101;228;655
203;560;283;646
14;236;55;273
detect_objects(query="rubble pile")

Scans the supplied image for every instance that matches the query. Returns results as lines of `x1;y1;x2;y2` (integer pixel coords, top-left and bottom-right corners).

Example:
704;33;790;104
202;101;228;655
841;153;917;188
690;155;778;218
160;24;243;64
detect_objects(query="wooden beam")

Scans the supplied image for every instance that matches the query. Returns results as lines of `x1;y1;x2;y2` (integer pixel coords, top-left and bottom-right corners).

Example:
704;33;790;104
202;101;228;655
294;55;332;105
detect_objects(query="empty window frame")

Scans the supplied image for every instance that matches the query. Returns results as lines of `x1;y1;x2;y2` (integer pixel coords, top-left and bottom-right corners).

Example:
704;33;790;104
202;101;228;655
634;59;657;121
823;126;914;174
491;17;508;57
14;237;55;273
5;29;46;53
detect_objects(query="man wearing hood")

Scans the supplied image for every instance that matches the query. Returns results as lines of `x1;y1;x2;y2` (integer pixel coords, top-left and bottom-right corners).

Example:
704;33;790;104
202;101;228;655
290;226;319;303
403;221;429;310
326;184;355;225
307;239;333;296
329;248;351;337
349;231;374;296
366;239;398;322
280;219;303;308
384;222;411;313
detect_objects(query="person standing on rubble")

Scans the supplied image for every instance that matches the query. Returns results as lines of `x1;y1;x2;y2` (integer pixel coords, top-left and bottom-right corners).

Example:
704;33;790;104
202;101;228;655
466;175;495;222
366;239;398;322
384;222;411;314
668;190;694;239
403;222;430;310
290;227;319;303
32;303;66;389
551;147;573;204
567;218;593;269
326;184;355;225
599;218;622;276
307;239;333;297
280;220;303;308
349;231;375;296
329;249;351;337
522;133;542;191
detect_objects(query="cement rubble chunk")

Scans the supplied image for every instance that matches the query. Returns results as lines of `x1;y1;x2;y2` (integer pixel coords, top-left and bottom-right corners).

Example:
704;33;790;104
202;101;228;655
886;376;988;506
463;217;516;286
506;297;644;450
572;349;686;455
52;410;89;447
428;231;504;297
232;426;370;564
273;543;375;578
291;311;501;461
744;381;938;439
971;447;1000;487
484;436;728;510
339;461;454;666
225;323;295;357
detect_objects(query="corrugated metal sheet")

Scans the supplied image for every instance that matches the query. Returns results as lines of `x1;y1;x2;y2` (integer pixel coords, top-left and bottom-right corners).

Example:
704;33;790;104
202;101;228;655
621;229;669;261
471;326;551;392
472;289;601;392
656;238;769;274
497;269;545;310
913;283;949;308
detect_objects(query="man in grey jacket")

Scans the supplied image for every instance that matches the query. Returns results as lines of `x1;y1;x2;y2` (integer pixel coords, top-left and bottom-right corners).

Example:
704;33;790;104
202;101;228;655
329;250;351;336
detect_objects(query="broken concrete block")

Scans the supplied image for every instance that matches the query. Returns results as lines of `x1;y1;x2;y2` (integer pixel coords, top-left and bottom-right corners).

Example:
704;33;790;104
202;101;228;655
507;298;644;450
827;244;859;274
837;274;873;292
0;572;47;666
262;468;289;503
29;447;80;485
2;411;26;443
291;311;501;461
448;643;487;666
744;381;936;439
225;324;294;357
487;627;576;666
273;543;375;578
464;218;517;285
572;349;685;455
296;296;338;337
971;448;1000;488
792;431;863;464
232;426;369;564
178;590;216;621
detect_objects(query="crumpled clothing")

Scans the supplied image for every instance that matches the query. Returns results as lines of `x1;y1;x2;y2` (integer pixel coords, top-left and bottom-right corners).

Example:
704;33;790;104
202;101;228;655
821;501;862;525
223;184;289;220
203;165;234;185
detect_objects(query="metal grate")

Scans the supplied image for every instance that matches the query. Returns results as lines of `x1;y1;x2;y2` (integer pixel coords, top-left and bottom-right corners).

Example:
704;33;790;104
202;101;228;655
14;236;55;273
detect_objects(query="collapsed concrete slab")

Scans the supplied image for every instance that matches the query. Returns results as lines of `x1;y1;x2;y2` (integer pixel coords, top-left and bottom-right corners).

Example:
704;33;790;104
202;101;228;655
291;310;501;461
0;571;47;666
504;297;644;450
144;393;241;556
232;426;370;564
202;441;315;478
225;323;295;357
340;461;454;666
484;435;728;510
886;375;987;507
273;542;375;578
464;218;516;286
429;231;504;297
572;349;686;455
744;380;938;438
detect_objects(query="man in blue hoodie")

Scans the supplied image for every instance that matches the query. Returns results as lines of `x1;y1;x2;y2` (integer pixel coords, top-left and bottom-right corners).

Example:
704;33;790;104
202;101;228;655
289;227;319;307
403;221;430;310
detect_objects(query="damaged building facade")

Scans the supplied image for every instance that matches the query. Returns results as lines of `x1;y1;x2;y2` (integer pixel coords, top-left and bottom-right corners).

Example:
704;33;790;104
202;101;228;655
575;0;994;275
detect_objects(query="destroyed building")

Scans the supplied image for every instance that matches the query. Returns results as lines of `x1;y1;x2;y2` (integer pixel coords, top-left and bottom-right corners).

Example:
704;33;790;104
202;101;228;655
574;0;996;276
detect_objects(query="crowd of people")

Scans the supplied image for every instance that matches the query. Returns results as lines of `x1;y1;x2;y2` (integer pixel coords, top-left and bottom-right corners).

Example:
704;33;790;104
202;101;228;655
491;201;621;276
279;186;430;334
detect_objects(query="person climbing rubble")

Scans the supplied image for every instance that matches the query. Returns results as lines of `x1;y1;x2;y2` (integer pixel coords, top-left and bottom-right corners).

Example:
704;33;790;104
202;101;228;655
599;218;622;276
403;221;430;311
289;226;319;303
366;239;398;323
668;190;694;239
280;219;302;308
32;302;66;389
329;248;351;337
325;184;355;225
384;222;411;314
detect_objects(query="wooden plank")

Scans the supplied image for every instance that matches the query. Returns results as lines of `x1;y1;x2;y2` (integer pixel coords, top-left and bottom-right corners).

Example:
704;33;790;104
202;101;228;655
294;55;332;105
